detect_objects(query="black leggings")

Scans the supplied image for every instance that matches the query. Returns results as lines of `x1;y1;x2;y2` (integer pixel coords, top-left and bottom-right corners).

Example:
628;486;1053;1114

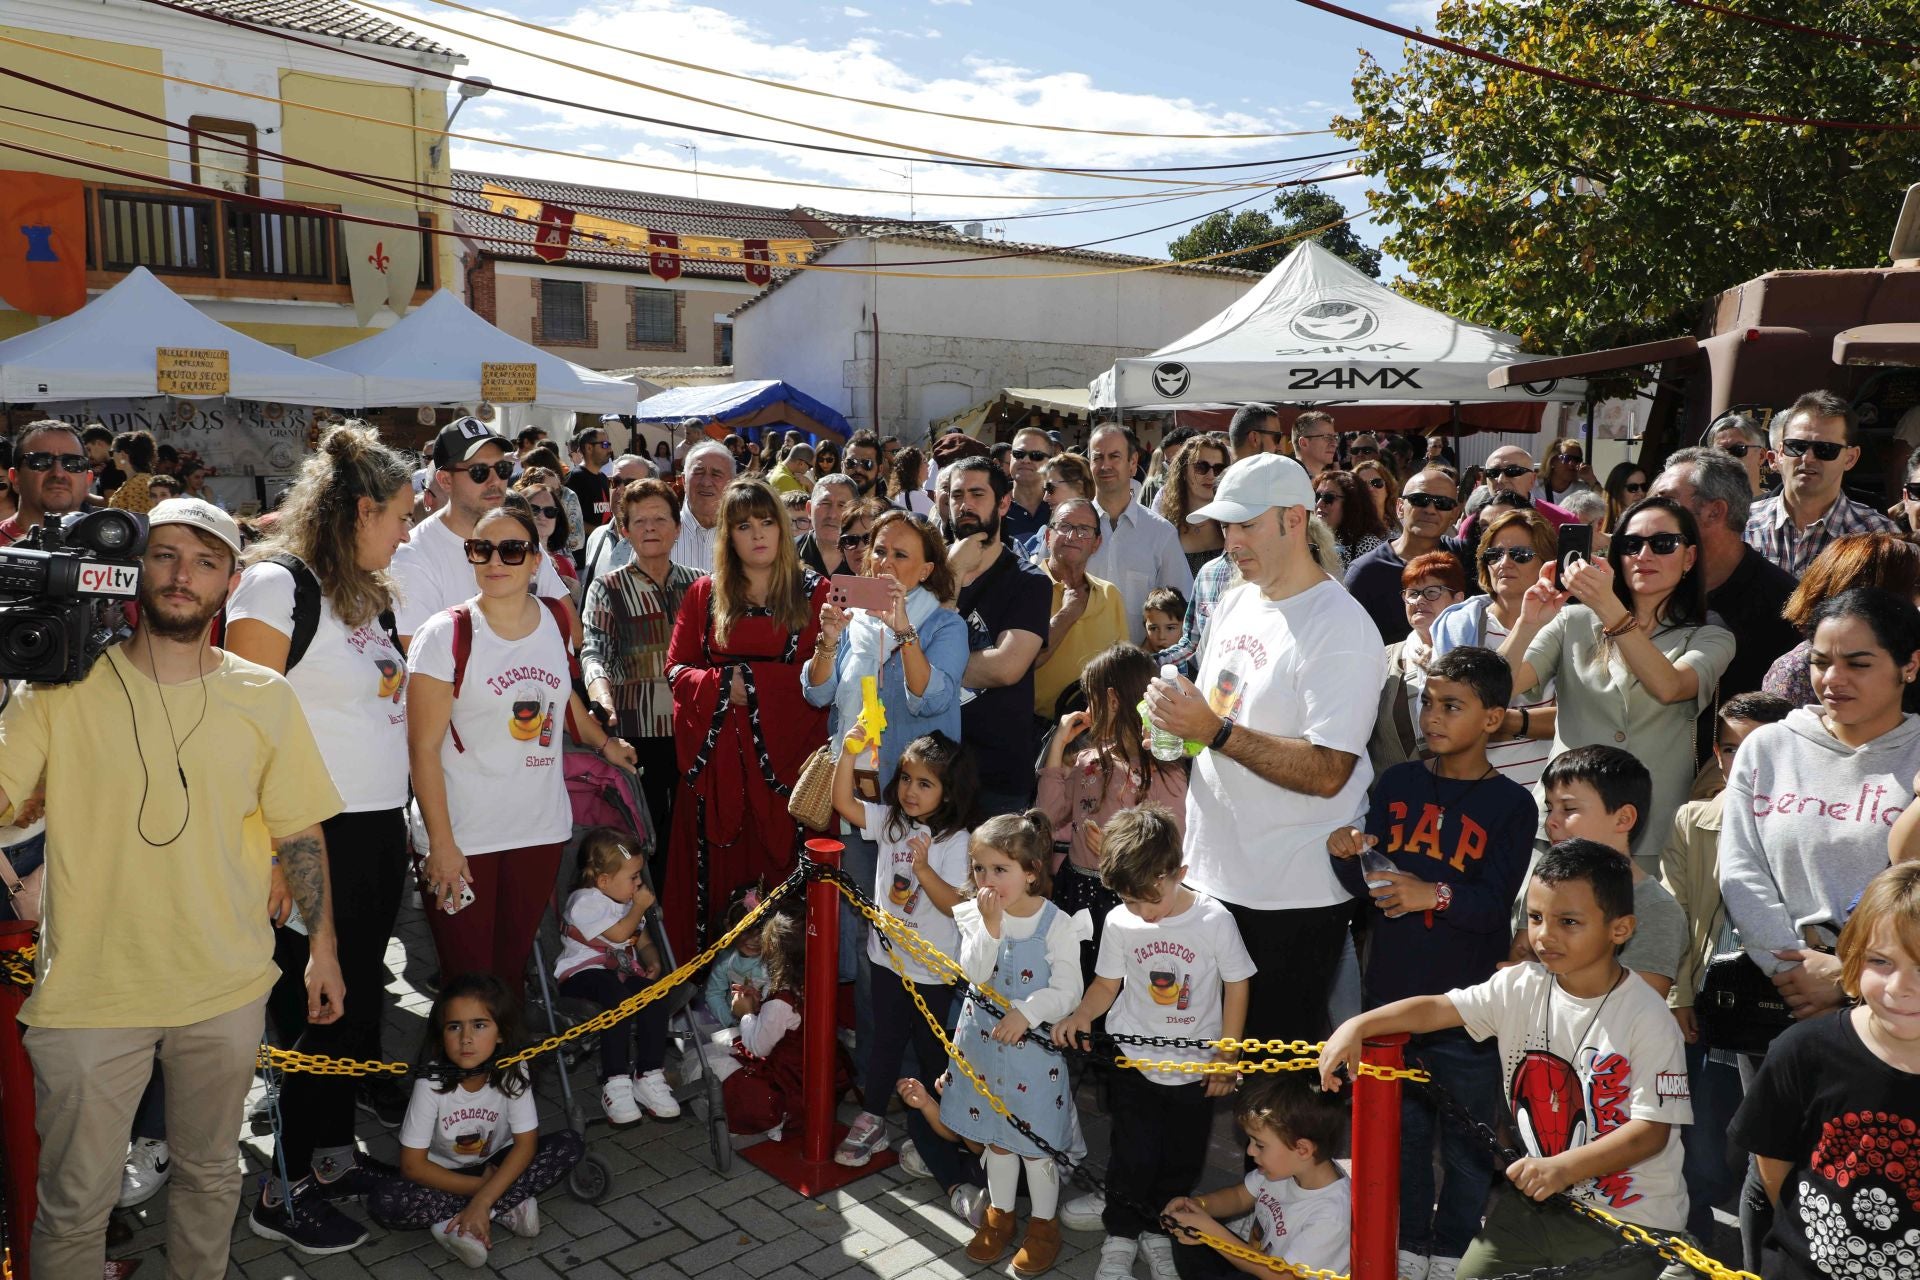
862;963;953;1113
557;968;670;1080
1103;1071;1214;1239
366;1129;585;1230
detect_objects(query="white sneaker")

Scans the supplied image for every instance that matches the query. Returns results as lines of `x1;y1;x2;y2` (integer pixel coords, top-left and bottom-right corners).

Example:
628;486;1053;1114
1095;1237;1138;1280
632;1068;681;1119
1061;1191;1106;1232
495;1196;540;1239
833;1111;889;1167
433;1217;489;1268
1426;1256;1460;1280
1139;1233;1178;1280
601;1076;642;1125
118;1138;171;1209
1398;1249;1432;1280
897;1140;932;1180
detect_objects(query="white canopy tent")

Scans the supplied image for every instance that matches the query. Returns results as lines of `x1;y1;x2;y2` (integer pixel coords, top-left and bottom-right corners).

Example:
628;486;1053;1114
1090;242;1585;411
0;268;375;405
315;290;638;414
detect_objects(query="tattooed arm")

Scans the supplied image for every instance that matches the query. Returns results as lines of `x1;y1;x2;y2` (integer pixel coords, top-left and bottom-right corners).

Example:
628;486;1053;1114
274;825;345;1025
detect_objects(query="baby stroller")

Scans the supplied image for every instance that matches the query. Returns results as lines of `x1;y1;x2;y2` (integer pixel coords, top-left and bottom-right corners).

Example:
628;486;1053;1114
524;747;733;1198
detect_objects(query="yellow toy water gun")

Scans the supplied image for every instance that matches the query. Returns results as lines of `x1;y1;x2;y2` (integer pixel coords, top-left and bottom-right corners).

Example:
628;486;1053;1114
856;675;887;764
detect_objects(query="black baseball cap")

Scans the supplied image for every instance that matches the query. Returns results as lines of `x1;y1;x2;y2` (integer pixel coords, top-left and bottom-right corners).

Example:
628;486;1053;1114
432;416;511;469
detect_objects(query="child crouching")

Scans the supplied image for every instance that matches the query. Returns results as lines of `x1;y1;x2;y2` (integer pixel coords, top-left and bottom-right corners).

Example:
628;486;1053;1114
366;975;582;1268
721;908;853;1141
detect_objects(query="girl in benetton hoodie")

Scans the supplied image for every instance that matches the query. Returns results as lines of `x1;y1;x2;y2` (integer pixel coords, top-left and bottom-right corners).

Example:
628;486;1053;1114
1720;588;1920;1009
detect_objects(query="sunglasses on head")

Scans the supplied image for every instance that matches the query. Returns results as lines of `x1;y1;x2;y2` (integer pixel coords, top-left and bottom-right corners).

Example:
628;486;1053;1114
21;451;89;473
460;459;515;484
1781;438;1847;461
1481;546;1538;566
1489;464;1534;480
464;538;535;565
1009;448;1052;463
1189;459;1227;476
1403;492;1458;511
1615;531;1689;557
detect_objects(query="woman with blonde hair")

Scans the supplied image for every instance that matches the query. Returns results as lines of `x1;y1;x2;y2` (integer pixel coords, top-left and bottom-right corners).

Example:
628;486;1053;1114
1156;431;1231;578
663;478;830;954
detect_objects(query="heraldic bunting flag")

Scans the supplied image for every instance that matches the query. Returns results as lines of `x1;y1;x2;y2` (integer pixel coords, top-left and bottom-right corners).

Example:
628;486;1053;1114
0;172;86;318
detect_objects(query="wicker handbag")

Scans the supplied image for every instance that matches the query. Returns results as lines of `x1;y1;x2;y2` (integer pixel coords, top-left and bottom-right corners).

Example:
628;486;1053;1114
789;743;838;832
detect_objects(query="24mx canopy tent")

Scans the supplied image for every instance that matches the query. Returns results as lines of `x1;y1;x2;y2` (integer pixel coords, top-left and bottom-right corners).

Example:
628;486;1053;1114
1089;241;1585;414
0;268;377;405
622;379;851;442
315;290;639;414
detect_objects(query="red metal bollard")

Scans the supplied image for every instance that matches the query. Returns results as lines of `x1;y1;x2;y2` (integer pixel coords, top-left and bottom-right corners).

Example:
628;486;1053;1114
1;920;38;1280
743;839;897;1196
1350;1033;1409;1280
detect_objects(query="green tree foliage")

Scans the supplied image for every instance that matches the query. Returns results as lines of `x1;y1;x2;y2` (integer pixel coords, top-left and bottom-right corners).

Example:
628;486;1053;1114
1333;0;1920;353
1168;188;1382;276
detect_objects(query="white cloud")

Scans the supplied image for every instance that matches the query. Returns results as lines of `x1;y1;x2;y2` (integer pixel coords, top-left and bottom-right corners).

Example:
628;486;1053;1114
841;5;870;15
929;0;971;6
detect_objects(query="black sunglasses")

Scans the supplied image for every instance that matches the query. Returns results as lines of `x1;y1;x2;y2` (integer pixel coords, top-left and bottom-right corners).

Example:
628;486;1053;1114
1314;491;1341;506
1009;448;1053;463
1481;547;1539;565
464;538;535;565
1781;438;1847;461
839;532;872;551
1905;482;1920;501
461;460;515;484
1623;482;1647;495
1556;450;1584;464
1365;476;1387;490
845;457;876;470
526;502;559;518
21;451;89;473
1720;444;1758;458
1488;464;1535;480
1347;444;1379;457
1403;492;1459;511
1615;532;1689;557
1190;460;1227;476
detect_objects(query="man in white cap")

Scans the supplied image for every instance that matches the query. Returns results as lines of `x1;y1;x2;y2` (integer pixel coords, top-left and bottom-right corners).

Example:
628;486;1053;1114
0;497;344;1280
1145;454;1383;1048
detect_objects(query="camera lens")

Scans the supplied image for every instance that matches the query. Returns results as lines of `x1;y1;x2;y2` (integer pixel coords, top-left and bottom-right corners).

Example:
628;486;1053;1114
0;617;55;664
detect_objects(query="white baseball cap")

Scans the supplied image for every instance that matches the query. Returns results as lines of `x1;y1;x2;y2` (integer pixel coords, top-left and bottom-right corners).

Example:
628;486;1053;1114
1187;454;1316;525
147;496;244;556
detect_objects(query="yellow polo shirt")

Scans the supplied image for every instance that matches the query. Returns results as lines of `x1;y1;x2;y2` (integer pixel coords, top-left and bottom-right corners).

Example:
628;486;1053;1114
1032;566;1129;718
768;468;811;496
0;649;342;1028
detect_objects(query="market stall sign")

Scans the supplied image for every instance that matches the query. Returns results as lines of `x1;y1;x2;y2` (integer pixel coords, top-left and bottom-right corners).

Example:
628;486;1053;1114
481;362;537;403
156;347;230;397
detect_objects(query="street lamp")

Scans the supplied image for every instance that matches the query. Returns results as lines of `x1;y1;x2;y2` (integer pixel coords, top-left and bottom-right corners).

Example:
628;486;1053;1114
429;76;493;169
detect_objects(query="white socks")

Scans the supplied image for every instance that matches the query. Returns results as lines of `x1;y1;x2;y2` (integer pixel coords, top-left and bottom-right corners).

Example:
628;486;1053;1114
1024;1155;1059;1220
981;1149;1061;1218
986;1149;1019;1211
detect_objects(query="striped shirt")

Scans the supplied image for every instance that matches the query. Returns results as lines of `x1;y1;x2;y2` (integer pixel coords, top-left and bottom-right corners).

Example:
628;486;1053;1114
1744;492;1899;578
579;560;699;740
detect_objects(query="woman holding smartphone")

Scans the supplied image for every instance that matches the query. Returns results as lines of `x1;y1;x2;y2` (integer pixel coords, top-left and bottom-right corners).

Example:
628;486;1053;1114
407;504;636;986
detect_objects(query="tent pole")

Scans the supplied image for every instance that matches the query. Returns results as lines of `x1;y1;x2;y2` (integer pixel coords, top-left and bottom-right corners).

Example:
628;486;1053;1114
1449;402;1460;464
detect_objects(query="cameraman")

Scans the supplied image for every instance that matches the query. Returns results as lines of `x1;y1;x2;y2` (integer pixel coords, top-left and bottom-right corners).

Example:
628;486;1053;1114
0;498;345;1280
0;419;92;549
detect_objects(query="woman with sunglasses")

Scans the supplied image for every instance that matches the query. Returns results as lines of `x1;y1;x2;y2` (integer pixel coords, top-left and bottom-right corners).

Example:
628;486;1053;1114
521;444;588;557
409;504;636;991
1603;462;1650;533
513;469;578;600
815;439;843;481
1156;431;1231;577
1541;439;1597;505
1892;443;1920;537
1431;509;1560;785
1018;456;1094;562
663;478;831;956
1312;469;1389;572
1352;458;1401;537
1498;496;1734;871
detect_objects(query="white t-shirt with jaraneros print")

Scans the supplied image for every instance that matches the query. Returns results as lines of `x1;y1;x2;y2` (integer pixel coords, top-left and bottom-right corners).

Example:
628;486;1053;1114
1448;962;1691;1231
399;1076;538;1171
407;600;574;855
1243;1170;1349;1272
1096;891;1256;1085
226;561;409;811
860;799;969;984
390;507;568;641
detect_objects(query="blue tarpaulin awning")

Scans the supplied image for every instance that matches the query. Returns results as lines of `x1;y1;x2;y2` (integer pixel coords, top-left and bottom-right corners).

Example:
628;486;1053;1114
616;379;850;441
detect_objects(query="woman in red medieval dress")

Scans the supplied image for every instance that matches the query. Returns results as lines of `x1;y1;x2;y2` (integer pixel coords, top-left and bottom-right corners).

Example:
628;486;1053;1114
665;477;829;956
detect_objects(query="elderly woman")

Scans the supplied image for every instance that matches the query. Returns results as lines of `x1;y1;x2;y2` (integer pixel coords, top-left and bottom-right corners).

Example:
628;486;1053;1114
1432;508;1560;784
1157;431;1231;578
664;478;829;954
1369;551;1468;773
1764;533;1920;708
582;478;699;879
1499;496;1734;872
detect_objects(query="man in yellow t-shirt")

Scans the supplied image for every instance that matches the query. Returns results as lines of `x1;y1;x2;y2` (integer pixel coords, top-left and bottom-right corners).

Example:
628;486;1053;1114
0;498;342;1280
1033;497;1129;718
767;441;815;496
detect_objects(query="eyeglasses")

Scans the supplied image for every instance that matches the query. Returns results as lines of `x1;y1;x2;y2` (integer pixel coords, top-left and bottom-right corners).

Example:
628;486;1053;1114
1905;482;1920;501
1555;450;1584;464
1623;482;1647;496
1488;465;1535;480
1297;433;1338;445
527;502;559;518
1348;443;1379;457
1720;444;1758;458
1314;492;1341;506
839;532;873;551
1010;449;1053;463
1189;459;1227;476
1401;585;1453;603
464;538;535;565
845;457;876;471
461;460;515;484
1614;532;1689;557
1780;438;1847;461
1402;492;1459;511
1043;481;1076;496
1480;547;1539;566
20;451;89;473
1050;523;1098;539
1365;476;1387;490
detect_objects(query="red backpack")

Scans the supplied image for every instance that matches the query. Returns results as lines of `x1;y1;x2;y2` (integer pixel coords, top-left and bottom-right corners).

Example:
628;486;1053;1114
445;596;581;753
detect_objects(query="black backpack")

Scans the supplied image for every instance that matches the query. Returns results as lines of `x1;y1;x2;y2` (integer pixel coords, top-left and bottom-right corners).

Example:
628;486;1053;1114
217;553;397;669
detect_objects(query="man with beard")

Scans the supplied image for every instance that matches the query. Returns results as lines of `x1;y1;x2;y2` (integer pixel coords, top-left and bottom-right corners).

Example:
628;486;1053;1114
947;457;1051;815
670;440;736;574
1;420;93;548
843;430;883;498
0;498;344;1280
390;417;572;647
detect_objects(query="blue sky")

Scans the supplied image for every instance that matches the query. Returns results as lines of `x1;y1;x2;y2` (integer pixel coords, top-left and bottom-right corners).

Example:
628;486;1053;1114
387;0;1438;271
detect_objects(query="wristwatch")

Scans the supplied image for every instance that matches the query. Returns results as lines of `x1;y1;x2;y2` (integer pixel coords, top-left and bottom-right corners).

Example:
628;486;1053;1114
1432;881;1454;913
1208;715;1235;752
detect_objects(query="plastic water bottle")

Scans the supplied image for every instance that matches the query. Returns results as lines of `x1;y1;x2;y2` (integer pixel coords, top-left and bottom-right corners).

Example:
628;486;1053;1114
1359;847;1397;890
1145;664;1187;762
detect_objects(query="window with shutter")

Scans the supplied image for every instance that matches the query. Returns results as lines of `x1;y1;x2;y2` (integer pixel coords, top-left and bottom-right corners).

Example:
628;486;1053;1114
539;279;588;342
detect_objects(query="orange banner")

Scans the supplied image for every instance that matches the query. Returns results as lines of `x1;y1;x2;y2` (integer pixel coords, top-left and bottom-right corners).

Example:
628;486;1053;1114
0;171;86;318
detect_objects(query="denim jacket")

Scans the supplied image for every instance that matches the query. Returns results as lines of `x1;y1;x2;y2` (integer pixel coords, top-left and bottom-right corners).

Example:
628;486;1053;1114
801;602;968;792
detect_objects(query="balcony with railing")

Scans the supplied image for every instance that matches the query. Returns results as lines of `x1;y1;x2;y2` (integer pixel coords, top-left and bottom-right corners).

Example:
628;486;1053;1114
86;183;435;301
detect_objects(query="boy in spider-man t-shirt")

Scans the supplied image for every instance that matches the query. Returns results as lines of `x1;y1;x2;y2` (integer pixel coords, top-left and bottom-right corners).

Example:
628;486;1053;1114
1322;840;1691;1280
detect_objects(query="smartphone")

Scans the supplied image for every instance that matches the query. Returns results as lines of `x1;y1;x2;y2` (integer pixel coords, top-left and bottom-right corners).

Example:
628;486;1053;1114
829;574;893;613
441;881;475;916
1556;523;1593;581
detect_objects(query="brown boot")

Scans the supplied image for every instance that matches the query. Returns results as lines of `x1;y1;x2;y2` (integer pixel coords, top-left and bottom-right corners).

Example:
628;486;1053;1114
966;1206;1017;1264
1012;1216;1061;1277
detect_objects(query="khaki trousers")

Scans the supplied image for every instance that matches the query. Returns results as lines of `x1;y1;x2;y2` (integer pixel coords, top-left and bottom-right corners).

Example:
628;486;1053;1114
26;995;267;1280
